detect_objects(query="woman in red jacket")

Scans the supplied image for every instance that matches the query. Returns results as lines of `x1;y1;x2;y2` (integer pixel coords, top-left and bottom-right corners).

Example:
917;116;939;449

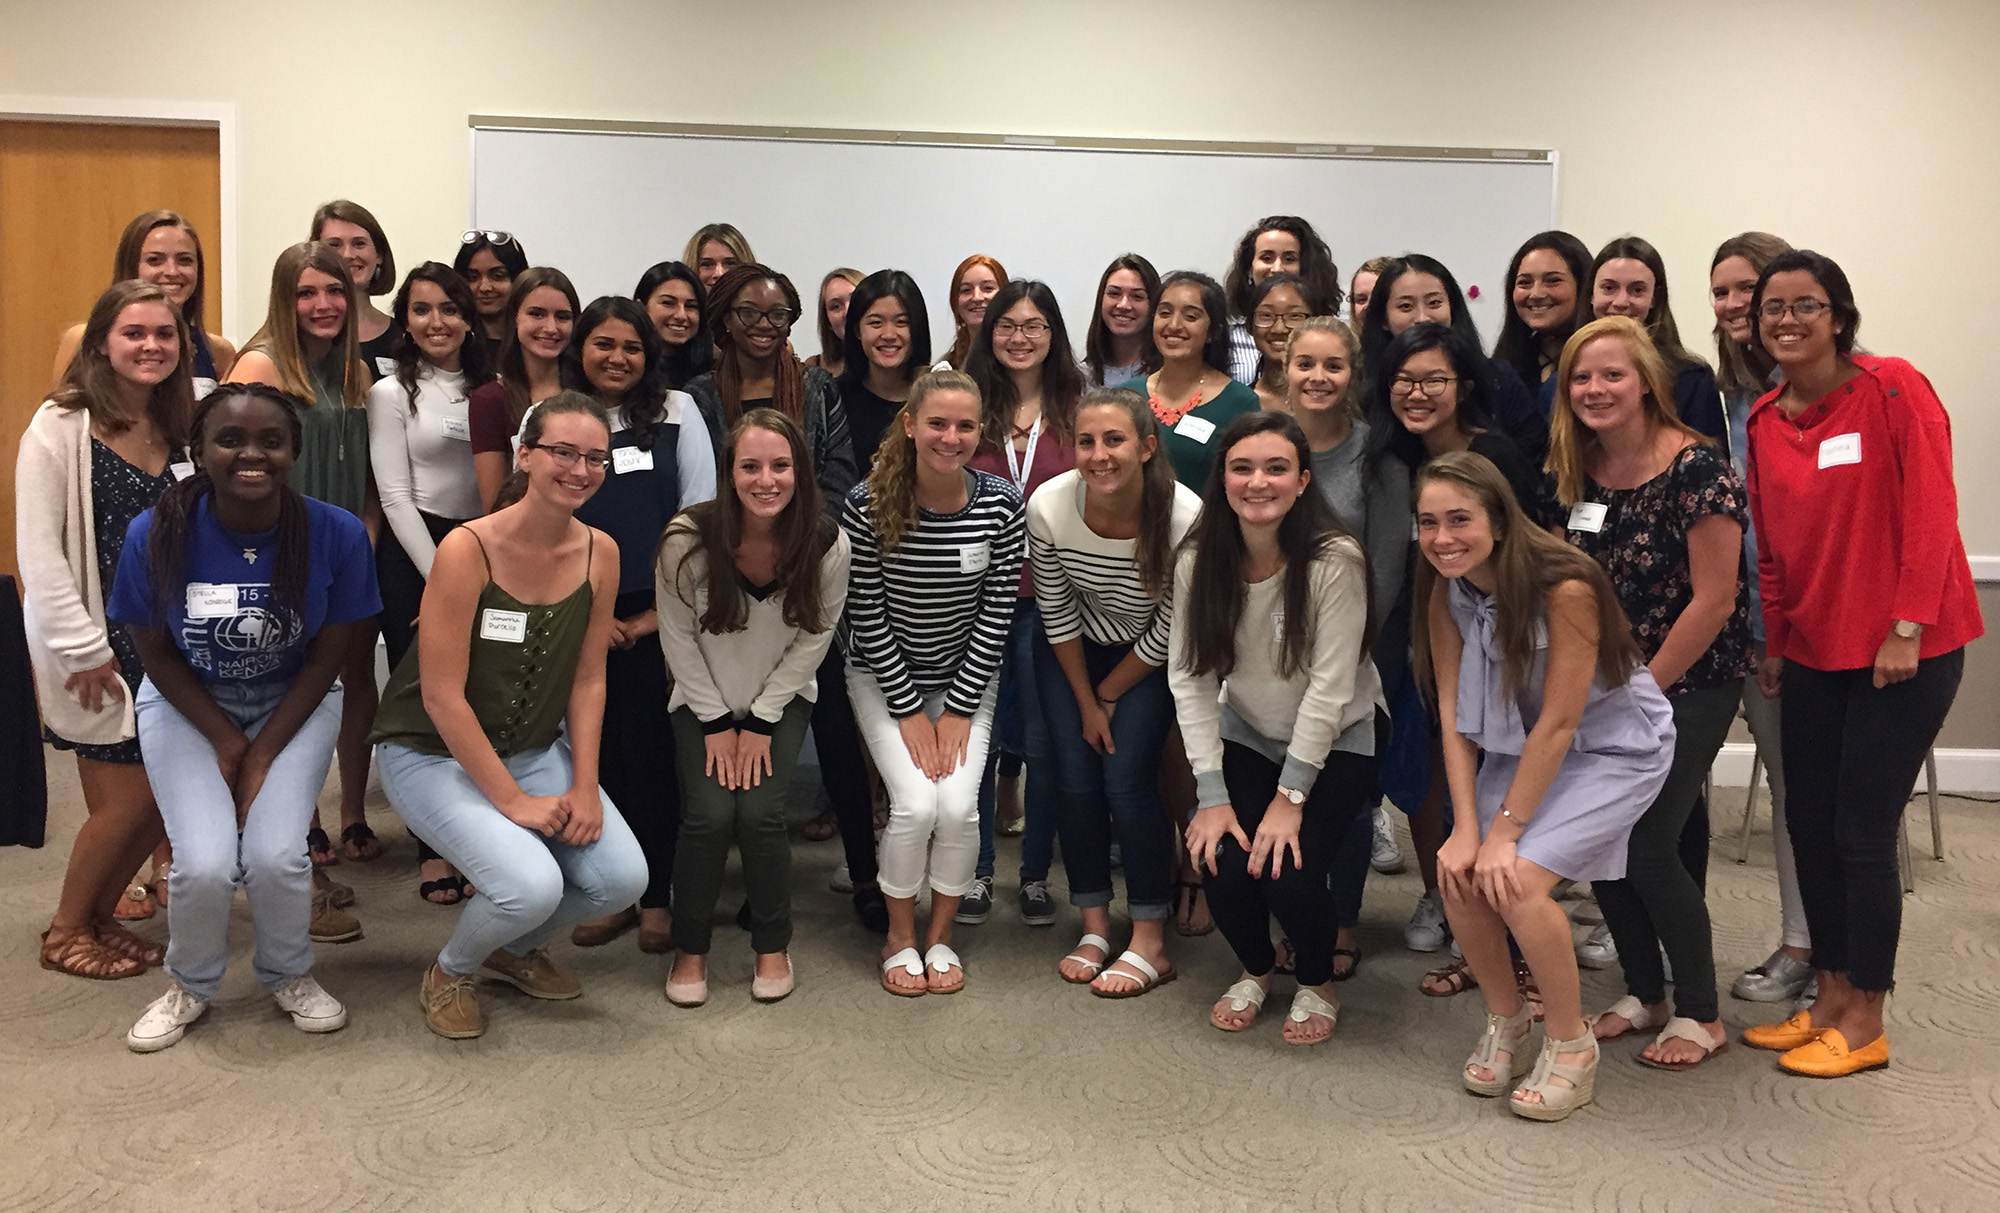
1741;249;1981;1078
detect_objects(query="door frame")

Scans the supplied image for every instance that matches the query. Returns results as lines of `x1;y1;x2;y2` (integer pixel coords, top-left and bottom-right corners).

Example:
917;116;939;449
0;95;239;335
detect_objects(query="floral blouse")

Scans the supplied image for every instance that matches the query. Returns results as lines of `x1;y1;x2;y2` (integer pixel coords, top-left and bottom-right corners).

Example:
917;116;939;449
1562;442;1755;694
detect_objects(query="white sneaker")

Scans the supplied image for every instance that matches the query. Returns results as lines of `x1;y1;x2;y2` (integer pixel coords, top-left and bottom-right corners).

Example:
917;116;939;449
127;983;209;1053
271;973;348;1033
828;863;854;895
1369;804;1405;874
1404;889;1448;952
1576;923;1619;969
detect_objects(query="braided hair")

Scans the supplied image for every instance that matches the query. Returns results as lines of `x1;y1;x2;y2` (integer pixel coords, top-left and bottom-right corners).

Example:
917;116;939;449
148;384;312;625
706;263;807;428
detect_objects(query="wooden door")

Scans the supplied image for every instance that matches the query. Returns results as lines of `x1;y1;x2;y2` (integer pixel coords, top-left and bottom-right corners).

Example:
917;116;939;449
0;119;221;580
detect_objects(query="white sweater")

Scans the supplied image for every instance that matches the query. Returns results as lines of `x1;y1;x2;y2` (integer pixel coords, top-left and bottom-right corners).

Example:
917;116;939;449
655;521;851;730
1167;537;1385;807
367;364;481;576
14;401;133;743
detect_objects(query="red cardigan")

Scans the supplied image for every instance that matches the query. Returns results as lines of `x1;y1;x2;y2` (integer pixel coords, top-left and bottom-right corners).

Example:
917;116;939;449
1746;355;1982;672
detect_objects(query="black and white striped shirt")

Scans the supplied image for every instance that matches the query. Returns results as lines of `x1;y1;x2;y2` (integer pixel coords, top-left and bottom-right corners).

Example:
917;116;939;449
842;469;1024;717
1027;470;1203;668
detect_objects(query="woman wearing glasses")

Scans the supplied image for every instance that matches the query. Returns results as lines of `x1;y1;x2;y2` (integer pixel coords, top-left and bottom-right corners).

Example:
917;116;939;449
558;297;717;954
683;264;858;516
455;232;529;352
1245;273;1335;414
373;392;648;1039
1740;250;1981;1077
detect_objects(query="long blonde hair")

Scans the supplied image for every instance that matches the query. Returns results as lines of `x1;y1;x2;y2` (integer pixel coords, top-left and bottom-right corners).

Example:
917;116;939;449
1545;317;1705;508
865;368;980;553
240;242;366;407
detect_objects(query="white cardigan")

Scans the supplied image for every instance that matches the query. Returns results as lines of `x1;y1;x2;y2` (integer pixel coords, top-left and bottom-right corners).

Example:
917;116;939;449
15;401;134;744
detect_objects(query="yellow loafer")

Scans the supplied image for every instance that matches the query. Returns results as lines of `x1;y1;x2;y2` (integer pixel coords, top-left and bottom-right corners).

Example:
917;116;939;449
1778;1028;1889;1078
1742;1008;1823;1052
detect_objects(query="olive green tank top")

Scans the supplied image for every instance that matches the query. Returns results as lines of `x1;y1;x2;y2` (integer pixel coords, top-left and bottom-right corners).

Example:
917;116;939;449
293;352;371;516
370;528;595;758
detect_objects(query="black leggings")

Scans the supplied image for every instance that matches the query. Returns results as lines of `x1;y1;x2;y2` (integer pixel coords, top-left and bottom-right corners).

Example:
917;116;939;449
1208;741;1378;988
378;511;468;868
602;591;682;910
812;646;879;889
1781;650;1963;992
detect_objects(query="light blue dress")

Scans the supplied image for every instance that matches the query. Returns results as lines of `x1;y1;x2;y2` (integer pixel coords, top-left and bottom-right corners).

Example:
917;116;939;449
1447;579;1676;882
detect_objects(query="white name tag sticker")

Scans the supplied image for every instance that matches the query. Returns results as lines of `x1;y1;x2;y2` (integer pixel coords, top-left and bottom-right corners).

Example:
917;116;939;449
1567;502;1609;533
478;608;528;643
1174;414;1217;444
611;445;653;475
1273;611;1286;643
959;542;991;574
375;356;398;378
169;461;196;482
1818;432;1862;469
191;377;219;400
185;582;238;619
440;414;471;441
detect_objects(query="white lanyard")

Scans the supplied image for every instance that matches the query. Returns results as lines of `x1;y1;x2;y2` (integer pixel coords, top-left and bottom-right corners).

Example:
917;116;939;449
1004;416;1043;496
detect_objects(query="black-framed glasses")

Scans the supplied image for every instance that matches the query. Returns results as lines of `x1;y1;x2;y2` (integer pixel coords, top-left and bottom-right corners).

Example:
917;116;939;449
526;442;609;471
992;319;1052;339
1758;299;1830;321
461;230;518;247
1390;374;1459;397
1251;310;1312;331
729;304;798;331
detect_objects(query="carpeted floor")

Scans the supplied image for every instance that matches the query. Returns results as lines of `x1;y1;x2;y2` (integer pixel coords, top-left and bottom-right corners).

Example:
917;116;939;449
6;754;1999;1213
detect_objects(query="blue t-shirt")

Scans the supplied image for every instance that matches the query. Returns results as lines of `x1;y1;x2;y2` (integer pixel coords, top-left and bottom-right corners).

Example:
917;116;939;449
107;496;381;687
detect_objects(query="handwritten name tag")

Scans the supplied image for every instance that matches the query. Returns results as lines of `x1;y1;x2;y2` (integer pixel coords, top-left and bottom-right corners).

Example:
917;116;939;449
185;583;238;619
169;461;196;482
479;608;528;643
440;414;471;441
375;356;398;378
612;446;653;475
1818;432;1861;469
1567;502;1609;533
959;543;991;574
1174;414;1216;444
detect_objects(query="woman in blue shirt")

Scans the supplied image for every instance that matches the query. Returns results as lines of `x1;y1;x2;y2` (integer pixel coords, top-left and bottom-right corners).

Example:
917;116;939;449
108;384;382;1052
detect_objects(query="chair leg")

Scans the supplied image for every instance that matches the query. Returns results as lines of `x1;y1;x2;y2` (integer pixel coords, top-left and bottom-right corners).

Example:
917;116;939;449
1899;805;1915;894
1736;751;1763;865
1926;751;1943;861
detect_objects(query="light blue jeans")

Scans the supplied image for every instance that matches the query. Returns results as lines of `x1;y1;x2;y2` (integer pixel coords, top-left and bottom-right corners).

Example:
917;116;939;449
377;739;649;977
136;676;343;1001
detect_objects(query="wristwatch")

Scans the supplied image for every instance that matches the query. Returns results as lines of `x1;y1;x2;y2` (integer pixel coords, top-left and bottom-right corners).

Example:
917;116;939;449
1277;786;1306;806
1893;620;1923;640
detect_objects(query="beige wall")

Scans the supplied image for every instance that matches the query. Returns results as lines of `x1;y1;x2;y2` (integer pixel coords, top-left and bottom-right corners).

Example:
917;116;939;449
5;0;1996;743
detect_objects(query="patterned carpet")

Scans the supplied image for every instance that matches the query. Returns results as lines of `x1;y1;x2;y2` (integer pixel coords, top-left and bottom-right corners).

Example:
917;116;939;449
6;755;1999;1213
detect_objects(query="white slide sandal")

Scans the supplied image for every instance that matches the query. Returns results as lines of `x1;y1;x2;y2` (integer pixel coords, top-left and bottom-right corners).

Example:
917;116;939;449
1060;933;1112;983
923;943;964;995
881;947;926;997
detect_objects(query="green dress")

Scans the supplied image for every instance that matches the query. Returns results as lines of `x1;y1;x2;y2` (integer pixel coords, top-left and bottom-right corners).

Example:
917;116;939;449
371;530;595;759
292;353;371;516
1117;375;1261;490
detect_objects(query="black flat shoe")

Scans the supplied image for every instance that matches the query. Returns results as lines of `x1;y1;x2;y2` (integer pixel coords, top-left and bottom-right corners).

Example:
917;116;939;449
852;886;889;934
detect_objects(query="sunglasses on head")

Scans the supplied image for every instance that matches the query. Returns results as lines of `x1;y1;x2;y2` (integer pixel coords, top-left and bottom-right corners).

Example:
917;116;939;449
461;230;517;247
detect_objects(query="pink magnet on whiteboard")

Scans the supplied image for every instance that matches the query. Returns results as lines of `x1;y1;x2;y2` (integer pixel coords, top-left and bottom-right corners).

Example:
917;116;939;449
1467;285;1481;299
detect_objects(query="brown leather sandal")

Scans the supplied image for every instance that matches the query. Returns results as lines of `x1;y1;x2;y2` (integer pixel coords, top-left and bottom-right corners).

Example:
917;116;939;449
93;920;165;968
40;926;145;980
1420;957;1478;997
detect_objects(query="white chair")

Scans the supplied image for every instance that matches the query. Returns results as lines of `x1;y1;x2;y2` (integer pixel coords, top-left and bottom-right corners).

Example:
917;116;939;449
1732;744;1941;892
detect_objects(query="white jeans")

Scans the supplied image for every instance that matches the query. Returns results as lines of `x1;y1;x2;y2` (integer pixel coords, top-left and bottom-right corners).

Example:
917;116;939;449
846;667;997;900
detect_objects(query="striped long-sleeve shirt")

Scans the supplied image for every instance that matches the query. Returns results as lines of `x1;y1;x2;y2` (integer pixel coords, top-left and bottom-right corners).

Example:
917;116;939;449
841;469;1024;717
1027;470;1202;667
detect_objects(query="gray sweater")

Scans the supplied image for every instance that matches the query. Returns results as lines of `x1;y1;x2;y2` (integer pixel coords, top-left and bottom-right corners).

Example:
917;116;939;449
1308;417;1409;617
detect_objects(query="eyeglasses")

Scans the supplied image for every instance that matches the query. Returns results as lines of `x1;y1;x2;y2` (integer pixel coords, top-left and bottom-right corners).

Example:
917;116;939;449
461;230;518;247
992;319;1051;339
1758;298;1831;321
526;442;609;471
729;304;798;331
1390;375;1459;397
1251;310;1312;332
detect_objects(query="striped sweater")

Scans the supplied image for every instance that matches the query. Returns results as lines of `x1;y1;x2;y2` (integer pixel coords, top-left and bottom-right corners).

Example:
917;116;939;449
1027;470;1202;667
841;469;1024;717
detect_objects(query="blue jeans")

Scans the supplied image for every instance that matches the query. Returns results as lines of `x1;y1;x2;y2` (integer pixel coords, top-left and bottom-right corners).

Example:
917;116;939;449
377;739;649;977
137;676;343;1001
976;600;1056;882
1033;633;1176;920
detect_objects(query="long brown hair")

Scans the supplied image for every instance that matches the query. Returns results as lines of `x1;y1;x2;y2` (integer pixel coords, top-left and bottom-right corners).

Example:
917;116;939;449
1545;317;1707;507
1590;235;1704;373
1411;451;1641;702
706;263;808;428
496;267;581;430
112;211;209;335
1709;231;1792;395
52;280;195;450
1077;387;1179;600
1178;411;1372;680
663;409;835;635
239;242;366;407
865;369;980;554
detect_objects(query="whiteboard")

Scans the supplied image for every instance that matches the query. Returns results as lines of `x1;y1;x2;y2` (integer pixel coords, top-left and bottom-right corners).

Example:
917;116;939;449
471;121;1556;361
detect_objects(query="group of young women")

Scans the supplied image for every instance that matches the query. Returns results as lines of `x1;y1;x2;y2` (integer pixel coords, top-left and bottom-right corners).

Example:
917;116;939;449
18;206;1977;1120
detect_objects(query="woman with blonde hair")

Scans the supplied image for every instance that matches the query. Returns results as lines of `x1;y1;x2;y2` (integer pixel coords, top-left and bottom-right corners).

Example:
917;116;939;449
1415;450;1674;1119
937;254;1007;370
1547;316;1750;1069
227;242;376;920
804;267;864;378
842;369;1023;995
54;212;235;397
683;223;755;290
21;280;193;978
